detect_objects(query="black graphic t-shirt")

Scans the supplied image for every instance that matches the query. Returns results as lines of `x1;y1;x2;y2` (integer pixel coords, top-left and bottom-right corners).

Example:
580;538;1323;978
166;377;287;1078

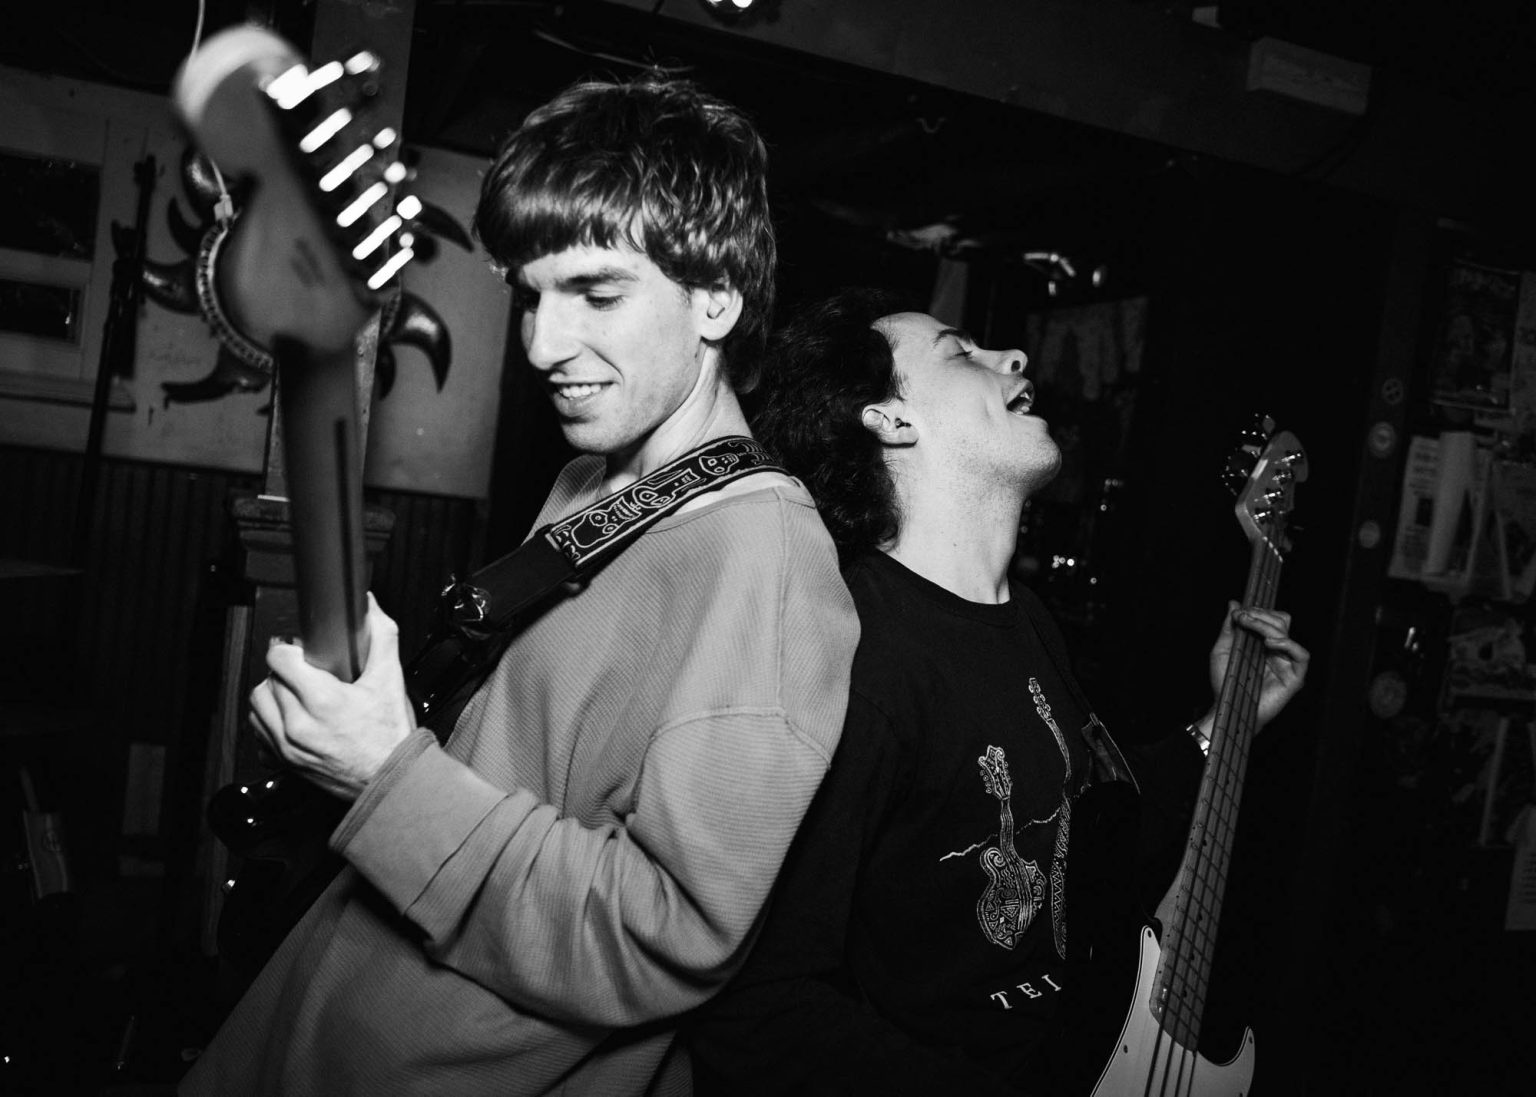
690;552;1162;1096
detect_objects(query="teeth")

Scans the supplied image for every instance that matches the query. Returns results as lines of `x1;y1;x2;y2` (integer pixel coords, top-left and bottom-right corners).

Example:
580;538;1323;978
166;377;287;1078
557;383;603;398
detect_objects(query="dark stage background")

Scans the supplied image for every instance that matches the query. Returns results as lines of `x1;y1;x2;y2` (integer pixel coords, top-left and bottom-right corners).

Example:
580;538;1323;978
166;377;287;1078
2;1;1534;1093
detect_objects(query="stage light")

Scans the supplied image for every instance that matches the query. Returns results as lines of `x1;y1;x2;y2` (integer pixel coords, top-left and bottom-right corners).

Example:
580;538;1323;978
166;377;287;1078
698;0;781;23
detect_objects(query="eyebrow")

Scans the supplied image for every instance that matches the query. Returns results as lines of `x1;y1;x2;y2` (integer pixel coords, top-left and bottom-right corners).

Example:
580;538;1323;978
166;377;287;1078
511;265;640;290
933;326;975;347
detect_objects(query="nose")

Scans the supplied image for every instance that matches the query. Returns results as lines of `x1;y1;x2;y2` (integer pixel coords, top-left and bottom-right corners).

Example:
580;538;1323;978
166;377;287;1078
522;300;575;372
986;348;1027;375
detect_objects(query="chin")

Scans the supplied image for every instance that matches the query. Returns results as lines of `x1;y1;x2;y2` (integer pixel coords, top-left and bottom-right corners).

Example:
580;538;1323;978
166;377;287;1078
1022;447;1063;492
562;419;654;465
559;420;618;457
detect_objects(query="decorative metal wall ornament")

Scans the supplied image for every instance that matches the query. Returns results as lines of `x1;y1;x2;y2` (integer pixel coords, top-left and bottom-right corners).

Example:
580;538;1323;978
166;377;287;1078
140;145;469;405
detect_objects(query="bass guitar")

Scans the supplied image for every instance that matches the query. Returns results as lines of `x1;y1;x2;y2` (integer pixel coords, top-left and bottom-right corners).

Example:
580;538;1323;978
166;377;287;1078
1083;419;1307;1096
174;25;422;975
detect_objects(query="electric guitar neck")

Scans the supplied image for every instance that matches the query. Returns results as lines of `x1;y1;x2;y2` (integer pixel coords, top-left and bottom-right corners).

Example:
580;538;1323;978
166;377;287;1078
174;25;422;680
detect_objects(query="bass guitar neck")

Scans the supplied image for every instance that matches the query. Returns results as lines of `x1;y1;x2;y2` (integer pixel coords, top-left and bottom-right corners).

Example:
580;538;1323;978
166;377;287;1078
1090;421;1307;1096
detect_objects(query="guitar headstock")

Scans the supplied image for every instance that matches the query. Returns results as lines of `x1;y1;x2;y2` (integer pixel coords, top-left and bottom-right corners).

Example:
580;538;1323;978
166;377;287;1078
977;745;1013;802
173;26;422;356
1224;415;1308;552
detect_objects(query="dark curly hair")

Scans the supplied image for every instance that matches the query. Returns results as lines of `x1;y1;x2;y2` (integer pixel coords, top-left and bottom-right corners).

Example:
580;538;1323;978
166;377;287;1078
751;288;912;563
474;75;776;392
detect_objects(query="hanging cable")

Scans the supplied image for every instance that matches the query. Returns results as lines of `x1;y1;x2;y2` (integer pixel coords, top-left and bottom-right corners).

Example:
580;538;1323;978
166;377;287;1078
188;0;235;223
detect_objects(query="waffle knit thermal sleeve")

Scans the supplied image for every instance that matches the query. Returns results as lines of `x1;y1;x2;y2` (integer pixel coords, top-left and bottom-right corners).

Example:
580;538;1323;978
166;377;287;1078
328;484;858;1028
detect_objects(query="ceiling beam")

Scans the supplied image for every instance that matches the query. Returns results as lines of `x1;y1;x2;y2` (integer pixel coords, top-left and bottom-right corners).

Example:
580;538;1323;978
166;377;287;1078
605;0;1524;231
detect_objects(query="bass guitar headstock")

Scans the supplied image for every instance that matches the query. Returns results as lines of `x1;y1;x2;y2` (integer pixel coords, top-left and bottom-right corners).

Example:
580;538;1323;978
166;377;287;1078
173;25;422;358
1223;415;1308;553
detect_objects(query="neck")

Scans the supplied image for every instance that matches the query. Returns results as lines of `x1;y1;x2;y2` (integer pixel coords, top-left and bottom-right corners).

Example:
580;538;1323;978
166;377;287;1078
602;353;749;494
884;476;1026;604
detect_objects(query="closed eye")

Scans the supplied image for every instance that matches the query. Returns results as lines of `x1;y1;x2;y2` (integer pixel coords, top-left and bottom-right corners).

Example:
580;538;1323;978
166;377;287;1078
937;328;978;360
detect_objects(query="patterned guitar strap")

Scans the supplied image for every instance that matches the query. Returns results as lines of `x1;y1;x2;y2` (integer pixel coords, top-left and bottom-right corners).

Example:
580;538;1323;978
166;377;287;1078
405;435;782;738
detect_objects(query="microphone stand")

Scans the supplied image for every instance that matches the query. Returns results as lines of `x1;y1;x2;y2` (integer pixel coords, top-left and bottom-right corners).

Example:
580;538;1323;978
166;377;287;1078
72;154;156;566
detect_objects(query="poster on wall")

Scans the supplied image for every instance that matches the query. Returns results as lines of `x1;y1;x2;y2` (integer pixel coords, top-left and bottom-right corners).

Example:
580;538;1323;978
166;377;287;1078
0;67;271;469
1429;259;1519;413
0;67;508;500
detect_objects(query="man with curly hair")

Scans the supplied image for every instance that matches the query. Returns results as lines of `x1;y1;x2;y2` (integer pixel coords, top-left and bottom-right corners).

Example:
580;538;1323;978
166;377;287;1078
183;77;857;1097
688;289;1309;1094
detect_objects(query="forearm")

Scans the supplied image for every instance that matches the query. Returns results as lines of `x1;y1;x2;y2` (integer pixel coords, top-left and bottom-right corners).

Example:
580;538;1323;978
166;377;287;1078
334;714;830;1026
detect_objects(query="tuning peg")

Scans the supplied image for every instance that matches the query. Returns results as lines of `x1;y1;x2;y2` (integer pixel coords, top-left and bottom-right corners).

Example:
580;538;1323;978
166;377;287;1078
265;58;352;114
1222;449;1256;496
1237;414;1275;452
343;50;381;79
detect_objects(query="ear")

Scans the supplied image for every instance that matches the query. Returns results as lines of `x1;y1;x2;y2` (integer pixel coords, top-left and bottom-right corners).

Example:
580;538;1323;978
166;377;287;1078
698;283;744;342
860;403;917;447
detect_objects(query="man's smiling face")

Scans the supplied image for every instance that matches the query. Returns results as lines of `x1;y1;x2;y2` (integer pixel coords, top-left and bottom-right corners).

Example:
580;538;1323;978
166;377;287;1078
513;243;720;463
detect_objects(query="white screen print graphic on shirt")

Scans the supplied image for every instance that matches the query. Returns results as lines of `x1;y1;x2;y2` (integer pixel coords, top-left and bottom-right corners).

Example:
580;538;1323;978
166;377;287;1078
972;677;1076;956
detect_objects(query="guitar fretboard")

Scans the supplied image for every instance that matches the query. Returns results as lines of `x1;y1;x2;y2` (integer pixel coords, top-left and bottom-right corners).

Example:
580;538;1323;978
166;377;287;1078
1151;530;1284;1047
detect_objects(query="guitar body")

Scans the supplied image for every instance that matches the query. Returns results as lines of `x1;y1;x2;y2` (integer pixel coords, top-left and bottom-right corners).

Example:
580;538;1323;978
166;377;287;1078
1090;926;1255;1097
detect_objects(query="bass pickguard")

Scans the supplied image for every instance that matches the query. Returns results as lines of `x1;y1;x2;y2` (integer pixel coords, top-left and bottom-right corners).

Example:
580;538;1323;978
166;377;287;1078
1091;926;1255;1097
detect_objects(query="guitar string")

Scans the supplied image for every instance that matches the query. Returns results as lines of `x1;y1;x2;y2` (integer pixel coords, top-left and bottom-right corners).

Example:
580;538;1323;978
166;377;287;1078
1191;529;1281;1080
1179;543;1275;1037
1187;538;1278;944
1155;629;1263;1087
1153;530;1282;1087
1176;539;1277;1027
1142;507;1284;1087
1191;539;1279;1028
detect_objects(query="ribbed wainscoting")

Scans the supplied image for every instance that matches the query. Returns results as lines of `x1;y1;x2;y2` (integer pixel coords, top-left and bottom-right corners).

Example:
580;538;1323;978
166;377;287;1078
0;444;483;873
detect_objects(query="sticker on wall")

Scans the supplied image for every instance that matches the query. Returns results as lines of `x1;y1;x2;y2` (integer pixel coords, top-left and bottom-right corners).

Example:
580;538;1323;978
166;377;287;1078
1368;420;1397;458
